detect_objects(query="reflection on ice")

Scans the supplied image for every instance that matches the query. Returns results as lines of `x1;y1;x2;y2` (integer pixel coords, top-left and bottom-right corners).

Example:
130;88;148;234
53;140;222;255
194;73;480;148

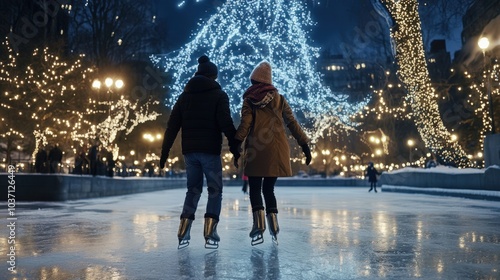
133;213;161;252
2;187;499;279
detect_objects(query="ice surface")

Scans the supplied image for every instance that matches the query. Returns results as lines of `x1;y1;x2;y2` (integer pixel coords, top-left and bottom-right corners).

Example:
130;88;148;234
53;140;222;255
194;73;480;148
1;186;499;279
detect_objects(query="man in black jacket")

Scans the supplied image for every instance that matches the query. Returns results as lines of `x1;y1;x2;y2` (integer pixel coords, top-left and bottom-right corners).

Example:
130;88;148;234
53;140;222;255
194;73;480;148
159;55;240;249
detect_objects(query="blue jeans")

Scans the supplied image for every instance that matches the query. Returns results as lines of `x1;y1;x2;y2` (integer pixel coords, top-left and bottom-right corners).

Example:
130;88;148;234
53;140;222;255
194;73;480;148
181;153;223;221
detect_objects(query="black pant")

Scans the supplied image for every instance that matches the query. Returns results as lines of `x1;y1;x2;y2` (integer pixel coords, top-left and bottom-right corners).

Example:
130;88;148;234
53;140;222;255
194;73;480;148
248;177;278;214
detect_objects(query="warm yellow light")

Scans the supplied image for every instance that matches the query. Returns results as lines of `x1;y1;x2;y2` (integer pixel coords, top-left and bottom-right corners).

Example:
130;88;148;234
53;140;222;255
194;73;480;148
115;79;124;89
130;150;135;156
92;79;101;89
407;139;414;147
478;37;490;51
105;77;113;88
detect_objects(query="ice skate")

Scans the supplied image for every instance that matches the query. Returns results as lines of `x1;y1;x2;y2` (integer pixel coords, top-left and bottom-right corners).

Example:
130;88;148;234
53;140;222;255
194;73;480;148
204;217;220;249
250;210;266;246
267;212;279;245
177;218;193;249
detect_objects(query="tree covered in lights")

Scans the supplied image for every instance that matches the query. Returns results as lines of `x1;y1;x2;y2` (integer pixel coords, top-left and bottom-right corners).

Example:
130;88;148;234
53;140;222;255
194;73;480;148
465;63;500;154
152;0;369;142
374;0;473;167
0;37;93;163
0;37;161;164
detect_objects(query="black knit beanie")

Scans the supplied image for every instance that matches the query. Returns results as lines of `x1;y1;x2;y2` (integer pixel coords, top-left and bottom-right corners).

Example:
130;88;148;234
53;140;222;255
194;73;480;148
195;55;218;78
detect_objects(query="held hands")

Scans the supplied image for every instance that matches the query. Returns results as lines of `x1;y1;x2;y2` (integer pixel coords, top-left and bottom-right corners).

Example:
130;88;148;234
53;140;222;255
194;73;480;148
301;144;312;165
230;140;242;168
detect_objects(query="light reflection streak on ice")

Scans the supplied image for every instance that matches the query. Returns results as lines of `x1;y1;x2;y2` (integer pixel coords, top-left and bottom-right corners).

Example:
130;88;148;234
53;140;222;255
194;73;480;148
37;265;124;280
372;211;396;278
414;220;423;277
133;213;160;252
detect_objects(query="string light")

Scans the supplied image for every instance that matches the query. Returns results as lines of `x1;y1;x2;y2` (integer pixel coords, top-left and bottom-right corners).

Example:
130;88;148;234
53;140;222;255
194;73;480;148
0;37;160;161
152;0;369;143
467;61;500;154
377;0;472;167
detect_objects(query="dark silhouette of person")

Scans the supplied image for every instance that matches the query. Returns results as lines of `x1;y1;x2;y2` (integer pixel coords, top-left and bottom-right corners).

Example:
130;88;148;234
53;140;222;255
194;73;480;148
159;55;240;249
48;144;63;173
144;160;154;177
73;149;88;175
35;147;47;173
365;162;381;193
88;139;100;176
105;148;115;177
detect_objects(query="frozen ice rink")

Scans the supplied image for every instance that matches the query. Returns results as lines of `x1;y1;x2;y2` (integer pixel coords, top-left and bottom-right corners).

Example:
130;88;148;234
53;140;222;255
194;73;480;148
1;186;499;279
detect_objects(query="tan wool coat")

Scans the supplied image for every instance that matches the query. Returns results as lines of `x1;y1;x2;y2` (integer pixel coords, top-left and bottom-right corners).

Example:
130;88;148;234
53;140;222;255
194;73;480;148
235;91;309;177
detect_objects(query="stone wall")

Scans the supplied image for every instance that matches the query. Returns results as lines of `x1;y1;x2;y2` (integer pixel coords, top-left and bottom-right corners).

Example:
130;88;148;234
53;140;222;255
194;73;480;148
1;174;186;201
1;174;369;201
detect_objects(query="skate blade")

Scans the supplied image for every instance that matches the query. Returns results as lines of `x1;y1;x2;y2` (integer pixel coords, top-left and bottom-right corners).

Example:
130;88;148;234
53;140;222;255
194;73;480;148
251;234;264;246
205;239;219;249
271;235;278;245
178;239;189;249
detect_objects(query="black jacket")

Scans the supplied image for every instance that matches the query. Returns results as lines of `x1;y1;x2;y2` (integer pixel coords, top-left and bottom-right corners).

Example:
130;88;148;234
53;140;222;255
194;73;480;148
365;166;380;183
161;75;236;155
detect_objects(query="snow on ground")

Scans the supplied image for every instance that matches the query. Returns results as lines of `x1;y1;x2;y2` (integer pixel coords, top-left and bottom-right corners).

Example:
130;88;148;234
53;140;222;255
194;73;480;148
387;165;500;175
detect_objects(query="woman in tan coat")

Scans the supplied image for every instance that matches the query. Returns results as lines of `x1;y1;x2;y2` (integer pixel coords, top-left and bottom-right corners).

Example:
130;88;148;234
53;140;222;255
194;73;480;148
234;61;312;245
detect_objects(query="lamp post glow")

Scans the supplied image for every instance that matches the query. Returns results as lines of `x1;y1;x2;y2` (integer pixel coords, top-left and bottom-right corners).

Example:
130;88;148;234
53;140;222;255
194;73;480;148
450;134;458;142
478;37;490;51
115;79;124;89
105;77;113;88
93;77;125;121
321;149;330;177
407;139;415;163
92;80;101;89
478;36;496;134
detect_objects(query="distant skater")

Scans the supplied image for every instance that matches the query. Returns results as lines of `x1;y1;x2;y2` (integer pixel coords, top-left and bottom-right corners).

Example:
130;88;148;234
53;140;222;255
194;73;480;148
242;174;249;194
365;162;381;193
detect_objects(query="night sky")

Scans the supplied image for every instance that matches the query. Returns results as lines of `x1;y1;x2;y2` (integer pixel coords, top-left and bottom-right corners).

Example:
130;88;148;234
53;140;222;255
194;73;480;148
156;0;374;53
155;0;464;57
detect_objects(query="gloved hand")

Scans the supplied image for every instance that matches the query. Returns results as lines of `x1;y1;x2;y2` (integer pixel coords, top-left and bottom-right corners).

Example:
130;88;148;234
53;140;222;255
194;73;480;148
159;152;169;169
301;144;312;165
230;140;242;168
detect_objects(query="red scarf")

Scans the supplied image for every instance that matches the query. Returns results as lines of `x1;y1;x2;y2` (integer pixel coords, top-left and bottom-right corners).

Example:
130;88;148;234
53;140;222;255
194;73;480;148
243;83;277;102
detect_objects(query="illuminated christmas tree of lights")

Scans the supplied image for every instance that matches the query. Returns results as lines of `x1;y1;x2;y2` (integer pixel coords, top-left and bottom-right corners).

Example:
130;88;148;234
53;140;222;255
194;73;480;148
152;0;369;142
375;0;472;167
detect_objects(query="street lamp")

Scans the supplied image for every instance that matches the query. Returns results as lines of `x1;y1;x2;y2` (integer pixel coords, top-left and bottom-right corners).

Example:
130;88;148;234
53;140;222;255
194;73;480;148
321;149;330;177
407;139;415;163
478;36;496;134
92;77;124;108
450;134;458;142
92;79;101;90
